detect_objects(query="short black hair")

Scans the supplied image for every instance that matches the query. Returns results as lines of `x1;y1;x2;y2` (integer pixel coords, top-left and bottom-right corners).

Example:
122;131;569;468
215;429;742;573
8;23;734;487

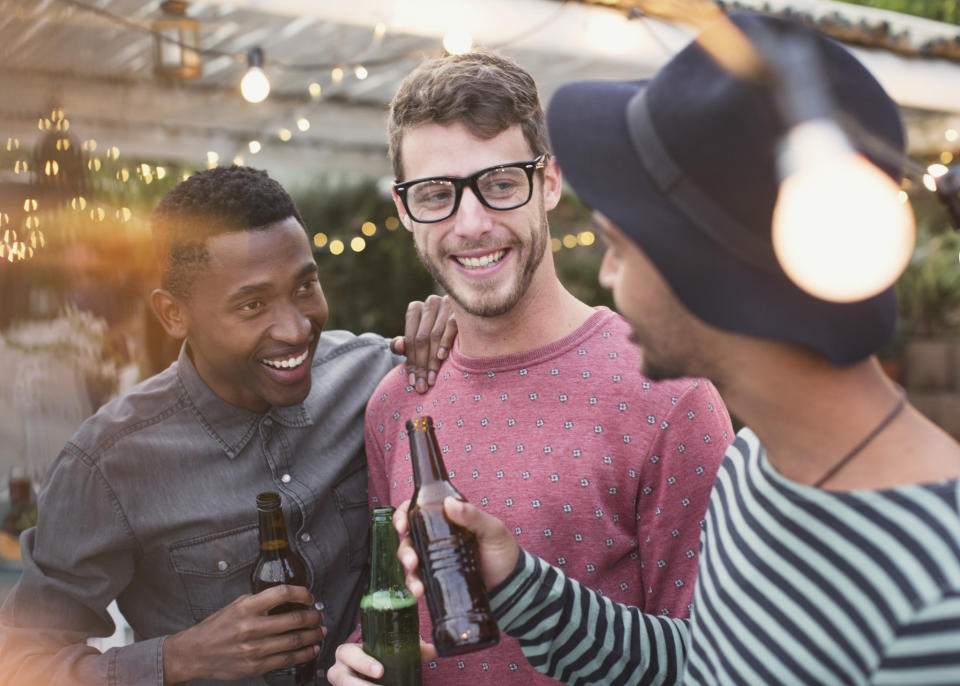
151;165;306;299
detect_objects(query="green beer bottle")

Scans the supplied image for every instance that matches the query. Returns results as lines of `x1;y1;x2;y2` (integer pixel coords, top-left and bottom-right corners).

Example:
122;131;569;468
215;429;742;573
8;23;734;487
361;506;422;686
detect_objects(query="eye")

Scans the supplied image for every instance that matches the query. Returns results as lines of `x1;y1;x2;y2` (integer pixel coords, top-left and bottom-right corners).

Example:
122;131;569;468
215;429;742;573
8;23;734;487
239;299;264;312
297;276;318;293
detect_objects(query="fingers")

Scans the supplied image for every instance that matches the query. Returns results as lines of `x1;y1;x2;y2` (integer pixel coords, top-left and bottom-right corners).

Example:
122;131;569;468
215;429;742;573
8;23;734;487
419;639;438;662
392;501;424;599
425;295;456;387
326;643;384;685
402;300;430;392
441;497;520;590
248;584;316;615
393;500;411;537
258;641;322;676
402;295;452;394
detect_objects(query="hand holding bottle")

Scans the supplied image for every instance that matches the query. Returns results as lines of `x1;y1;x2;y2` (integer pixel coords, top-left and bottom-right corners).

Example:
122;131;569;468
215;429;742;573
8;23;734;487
162;585;325;684
326;640;437;685
393;498;519;600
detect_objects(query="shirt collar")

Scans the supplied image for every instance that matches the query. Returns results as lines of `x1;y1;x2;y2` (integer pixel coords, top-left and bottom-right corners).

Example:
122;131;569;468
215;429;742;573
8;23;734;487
175;343;315;459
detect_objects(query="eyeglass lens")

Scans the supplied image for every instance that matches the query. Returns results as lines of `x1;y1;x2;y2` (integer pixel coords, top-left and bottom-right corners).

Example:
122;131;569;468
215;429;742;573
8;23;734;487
406;165;531;222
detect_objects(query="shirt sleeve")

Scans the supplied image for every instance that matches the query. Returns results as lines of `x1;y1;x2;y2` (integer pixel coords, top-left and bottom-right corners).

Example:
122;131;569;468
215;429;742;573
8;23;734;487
871;591;960;685
636;379;729;616
0;443;164;686
489;548;690;685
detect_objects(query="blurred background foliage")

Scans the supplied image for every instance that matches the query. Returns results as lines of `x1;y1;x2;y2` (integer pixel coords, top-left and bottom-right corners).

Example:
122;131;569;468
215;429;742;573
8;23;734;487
836;0;960;24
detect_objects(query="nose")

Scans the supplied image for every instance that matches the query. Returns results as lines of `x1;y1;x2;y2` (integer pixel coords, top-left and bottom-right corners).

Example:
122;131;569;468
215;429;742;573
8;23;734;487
271;301;312;345
450;187;493;240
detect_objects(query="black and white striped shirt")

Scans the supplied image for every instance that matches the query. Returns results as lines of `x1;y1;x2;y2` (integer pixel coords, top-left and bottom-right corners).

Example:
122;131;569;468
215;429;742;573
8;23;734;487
489;428;960;684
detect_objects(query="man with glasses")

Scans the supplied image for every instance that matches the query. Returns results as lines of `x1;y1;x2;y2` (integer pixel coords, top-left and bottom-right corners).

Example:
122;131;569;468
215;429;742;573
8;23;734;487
327;49;732;685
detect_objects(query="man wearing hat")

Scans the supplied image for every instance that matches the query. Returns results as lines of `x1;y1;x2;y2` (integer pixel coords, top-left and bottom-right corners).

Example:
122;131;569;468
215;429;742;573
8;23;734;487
391;12;960;685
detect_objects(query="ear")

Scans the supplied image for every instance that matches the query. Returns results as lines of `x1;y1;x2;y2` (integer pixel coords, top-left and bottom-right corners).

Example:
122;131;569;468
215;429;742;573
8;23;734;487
391;188;414;232
150;288;189;340
541;155;563;212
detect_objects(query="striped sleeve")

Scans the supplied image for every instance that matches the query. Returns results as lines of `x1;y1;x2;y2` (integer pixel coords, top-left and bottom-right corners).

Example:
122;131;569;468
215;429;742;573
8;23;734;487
489;549;690;685
873;591;960;685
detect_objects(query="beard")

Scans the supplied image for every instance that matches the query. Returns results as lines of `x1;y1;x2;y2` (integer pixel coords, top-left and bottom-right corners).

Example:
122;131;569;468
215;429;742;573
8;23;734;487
415;207;549;318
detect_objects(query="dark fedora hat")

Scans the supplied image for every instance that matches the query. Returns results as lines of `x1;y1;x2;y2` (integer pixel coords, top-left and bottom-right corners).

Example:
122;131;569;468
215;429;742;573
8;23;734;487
546;11;905;365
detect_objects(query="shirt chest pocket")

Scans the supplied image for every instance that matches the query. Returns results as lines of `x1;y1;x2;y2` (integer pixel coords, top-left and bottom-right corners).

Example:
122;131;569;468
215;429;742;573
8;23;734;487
168;524;260;623
333;463;370;570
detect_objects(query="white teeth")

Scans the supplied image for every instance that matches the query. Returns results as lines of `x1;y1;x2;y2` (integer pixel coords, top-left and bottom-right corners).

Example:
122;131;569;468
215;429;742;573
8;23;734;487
261;350;309;369
456;249;505;269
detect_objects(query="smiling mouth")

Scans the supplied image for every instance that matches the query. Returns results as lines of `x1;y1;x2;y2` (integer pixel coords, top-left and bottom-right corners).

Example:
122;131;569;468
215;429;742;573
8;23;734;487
455;249;506;269
260;349;310;369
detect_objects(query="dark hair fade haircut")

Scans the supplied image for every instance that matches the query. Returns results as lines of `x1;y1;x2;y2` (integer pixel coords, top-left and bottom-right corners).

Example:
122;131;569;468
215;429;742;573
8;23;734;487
387;48;549;181
150;165;306;299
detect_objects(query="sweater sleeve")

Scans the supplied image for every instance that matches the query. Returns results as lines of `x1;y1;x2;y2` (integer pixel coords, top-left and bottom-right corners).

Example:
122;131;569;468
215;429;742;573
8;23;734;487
635;379;729;616
489;549;690;685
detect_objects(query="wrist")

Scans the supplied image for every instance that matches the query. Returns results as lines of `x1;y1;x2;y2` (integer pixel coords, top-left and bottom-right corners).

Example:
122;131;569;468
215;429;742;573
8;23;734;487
161;631;193;685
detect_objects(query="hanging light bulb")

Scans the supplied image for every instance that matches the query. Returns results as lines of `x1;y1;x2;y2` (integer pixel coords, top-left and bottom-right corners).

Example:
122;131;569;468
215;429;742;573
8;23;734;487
758;31;915;303
442;28;472;55
240;48;270;103
772;119;915;302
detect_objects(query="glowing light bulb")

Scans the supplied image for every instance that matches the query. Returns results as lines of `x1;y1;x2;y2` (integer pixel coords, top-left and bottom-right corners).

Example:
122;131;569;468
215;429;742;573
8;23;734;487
241;49;270;103
443;28;472;55
772;120;915;303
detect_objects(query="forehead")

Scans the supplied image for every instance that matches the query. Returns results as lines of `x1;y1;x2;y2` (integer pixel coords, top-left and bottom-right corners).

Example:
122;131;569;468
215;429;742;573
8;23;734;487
192;218;314;296
400;121;532;181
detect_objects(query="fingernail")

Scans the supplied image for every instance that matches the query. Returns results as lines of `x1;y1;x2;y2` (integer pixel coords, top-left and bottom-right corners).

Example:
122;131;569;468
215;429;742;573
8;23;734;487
314;601;325;612
437;347;447;359
417;378;426;393
408;373;416;387
314;644;321;655
427;371;436;386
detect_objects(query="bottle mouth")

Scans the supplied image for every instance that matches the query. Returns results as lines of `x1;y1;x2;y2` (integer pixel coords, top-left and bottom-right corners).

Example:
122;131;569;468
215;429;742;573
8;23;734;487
256;491;282;510
406;416;434;433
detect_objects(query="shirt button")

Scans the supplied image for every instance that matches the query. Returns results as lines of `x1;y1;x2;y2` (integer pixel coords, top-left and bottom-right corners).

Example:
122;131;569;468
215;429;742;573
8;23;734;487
301;533;311;542
263;417;273;426
217;560;228;571
281;473;292;483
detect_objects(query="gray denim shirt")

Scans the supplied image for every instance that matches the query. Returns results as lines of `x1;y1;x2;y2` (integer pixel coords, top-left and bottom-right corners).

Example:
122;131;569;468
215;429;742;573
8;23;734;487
0;330;400;686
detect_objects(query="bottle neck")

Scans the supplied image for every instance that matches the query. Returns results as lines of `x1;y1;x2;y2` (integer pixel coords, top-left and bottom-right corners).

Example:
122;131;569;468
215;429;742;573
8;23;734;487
369;512;405;590
257;506;291;557
408;417;446;487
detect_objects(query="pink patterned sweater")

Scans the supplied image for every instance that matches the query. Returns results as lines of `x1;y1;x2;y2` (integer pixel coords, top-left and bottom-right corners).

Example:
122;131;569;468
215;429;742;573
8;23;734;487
363;307;731;683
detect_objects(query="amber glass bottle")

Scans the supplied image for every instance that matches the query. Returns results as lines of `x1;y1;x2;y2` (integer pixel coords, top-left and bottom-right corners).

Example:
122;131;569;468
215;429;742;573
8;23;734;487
406;417;499;657
251;491;317;686
361;506;422;685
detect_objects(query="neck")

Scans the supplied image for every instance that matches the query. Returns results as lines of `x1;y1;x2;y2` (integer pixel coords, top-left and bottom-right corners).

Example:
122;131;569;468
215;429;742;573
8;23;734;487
454;273;595;358
714;342;960;490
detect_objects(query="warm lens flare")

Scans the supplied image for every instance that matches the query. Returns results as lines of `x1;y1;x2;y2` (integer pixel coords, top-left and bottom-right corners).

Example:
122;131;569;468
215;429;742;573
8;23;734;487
773;151;915;303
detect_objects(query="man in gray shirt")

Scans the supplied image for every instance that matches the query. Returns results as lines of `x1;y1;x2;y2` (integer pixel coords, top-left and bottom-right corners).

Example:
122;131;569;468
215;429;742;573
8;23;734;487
0;165;453;685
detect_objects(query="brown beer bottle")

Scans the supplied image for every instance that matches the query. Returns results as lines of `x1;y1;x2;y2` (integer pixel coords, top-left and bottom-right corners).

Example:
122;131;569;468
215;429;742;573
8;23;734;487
406;416;499;657
251;491;317;686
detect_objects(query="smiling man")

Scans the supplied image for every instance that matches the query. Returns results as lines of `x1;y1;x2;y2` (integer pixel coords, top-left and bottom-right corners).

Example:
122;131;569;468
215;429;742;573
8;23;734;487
0;165;454;686
328;50;731;686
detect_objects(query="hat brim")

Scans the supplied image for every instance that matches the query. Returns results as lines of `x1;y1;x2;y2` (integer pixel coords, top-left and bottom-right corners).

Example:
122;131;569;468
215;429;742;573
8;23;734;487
547;78;896;365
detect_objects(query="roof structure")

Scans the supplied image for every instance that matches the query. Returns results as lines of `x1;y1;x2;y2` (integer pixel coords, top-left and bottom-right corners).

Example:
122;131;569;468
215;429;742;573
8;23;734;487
2;0;959;185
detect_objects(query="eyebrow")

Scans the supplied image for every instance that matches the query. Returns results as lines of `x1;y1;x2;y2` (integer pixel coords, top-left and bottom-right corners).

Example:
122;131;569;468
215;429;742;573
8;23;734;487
226;262;318;303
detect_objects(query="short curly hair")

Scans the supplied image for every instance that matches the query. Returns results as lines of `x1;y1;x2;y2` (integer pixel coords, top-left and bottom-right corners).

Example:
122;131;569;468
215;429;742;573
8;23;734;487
388;48;548;180
151;165;306;299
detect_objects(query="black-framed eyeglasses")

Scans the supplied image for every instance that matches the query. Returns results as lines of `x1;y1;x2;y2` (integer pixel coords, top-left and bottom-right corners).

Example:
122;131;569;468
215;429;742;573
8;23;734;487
394;153;549;224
